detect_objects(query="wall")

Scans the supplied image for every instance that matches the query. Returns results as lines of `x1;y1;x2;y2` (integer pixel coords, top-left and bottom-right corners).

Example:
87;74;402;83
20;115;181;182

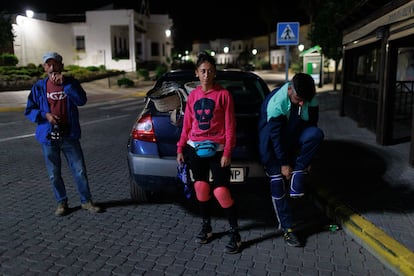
13;16;75;66
11;9;173;72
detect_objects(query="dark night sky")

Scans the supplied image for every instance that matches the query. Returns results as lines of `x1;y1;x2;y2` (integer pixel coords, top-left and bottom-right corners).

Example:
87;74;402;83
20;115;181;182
1;0;309;51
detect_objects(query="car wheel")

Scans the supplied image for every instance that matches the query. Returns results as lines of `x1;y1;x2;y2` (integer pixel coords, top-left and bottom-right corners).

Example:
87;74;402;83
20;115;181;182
129;176;149;203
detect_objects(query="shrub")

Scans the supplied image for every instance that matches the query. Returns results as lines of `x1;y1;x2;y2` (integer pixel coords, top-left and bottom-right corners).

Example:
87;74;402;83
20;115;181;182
154;63;168;80
117;77;134;87
0;53;18;66
137;68;150;80
86;66;100;72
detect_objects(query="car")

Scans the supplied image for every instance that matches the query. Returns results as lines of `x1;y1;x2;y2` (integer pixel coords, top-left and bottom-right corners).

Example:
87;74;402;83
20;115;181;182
240;64;255;71
127;69;271;202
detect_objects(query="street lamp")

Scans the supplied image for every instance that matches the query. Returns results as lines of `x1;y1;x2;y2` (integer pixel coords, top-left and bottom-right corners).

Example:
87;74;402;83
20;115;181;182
25;10;34;18
165;29;171;38
16;10;35;66
223;46;229;65
251;48;257;68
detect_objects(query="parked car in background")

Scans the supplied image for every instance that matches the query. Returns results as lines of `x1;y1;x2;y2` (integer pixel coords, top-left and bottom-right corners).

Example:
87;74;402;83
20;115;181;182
127;69;271;202
240;64;255;71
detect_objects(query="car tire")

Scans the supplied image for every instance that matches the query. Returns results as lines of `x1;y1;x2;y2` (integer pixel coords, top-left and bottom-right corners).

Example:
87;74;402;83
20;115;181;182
129;176;149;203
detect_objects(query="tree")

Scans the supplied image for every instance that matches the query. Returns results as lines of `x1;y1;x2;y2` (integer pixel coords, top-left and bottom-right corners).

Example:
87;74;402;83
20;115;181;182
308;0;359;90
0;12;15;54
258;0;278;68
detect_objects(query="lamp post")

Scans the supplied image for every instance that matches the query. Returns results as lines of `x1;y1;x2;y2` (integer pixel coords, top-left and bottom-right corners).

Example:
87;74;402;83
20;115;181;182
318;51;323;88
252;48;257;69
298;44;304;73
16;10;35;66
165;29;171;66
223;46;229;66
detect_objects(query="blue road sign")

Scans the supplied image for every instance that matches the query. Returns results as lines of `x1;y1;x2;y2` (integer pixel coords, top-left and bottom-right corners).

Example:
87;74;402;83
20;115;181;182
277;22;300;45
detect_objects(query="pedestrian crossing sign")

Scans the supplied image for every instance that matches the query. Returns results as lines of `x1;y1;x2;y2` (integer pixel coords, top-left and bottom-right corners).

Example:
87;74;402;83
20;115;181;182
277;22;300;45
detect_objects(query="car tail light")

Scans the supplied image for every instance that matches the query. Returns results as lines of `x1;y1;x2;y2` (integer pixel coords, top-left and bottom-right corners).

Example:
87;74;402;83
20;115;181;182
131;114;156;142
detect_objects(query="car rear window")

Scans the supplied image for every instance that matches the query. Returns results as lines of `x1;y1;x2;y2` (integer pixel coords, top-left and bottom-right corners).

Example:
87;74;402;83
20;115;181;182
154;71;269;108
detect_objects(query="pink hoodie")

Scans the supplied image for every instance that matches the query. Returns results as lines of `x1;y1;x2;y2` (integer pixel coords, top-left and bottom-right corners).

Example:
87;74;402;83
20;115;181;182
177;83;236;158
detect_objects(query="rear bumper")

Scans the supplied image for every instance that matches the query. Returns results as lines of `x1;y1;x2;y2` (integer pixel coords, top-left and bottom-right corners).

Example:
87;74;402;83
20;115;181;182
127;153;268;192
128;153;177;176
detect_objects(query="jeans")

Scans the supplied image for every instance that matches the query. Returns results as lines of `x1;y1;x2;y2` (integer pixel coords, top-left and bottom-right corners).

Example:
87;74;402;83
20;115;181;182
41;138;92;204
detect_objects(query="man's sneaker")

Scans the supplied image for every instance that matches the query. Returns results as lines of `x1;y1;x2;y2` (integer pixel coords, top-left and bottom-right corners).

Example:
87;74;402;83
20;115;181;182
225;229;242;254
290;170;307;198
55;201;68;216
81;201;102;213
196;222;213;244
283;228;302;247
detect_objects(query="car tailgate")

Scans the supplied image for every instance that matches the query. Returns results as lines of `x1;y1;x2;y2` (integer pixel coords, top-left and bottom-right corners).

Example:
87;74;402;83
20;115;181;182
151;114;182;157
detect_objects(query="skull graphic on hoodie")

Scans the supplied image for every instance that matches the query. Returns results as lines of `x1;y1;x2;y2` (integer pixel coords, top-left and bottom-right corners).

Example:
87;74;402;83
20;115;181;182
194;98;215;130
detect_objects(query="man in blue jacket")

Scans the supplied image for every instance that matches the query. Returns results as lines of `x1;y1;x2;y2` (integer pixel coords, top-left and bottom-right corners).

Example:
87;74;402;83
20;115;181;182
258;73;324;247
24;52;101;216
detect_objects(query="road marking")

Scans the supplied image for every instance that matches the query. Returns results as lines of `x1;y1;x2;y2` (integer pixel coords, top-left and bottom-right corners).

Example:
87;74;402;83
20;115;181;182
0;115;129;143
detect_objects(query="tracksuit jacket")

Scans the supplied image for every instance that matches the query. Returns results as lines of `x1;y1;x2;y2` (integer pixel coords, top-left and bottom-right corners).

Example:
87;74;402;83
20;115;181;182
258;82;319;167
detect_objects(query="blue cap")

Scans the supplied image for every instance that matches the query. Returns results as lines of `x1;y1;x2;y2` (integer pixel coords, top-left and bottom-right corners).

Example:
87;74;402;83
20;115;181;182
42;52;62;63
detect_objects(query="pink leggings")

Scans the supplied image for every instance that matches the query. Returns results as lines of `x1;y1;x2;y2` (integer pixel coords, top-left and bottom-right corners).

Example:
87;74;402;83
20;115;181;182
194;181;234;208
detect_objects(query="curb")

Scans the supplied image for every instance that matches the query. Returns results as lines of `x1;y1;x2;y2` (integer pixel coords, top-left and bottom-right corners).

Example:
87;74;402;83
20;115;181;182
312;187;414;276
0;107;25;112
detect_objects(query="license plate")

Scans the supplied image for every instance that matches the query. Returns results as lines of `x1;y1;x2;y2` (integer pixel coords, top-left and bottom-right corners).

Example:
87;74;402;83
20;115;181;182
229;167;245;183
189;167;246;183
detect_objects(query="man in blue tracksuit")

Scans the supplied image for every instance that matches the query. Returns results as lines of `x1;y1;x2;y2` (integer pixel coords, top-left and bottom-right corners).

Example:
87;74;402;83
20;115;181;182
258;73;324;247
24;52;101;216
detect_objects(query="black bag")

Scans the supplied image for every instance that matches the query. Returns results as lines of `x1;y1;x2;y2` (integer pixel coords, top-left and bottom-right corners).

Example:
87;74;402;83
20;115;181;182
177;163;191;199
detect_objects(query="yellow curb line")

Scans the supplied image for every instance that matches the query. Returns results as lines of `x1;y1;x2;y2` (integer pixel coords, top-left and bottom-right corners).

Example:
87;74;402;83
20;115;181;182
314;188;414;276
0;107;25;112
123;91;147;97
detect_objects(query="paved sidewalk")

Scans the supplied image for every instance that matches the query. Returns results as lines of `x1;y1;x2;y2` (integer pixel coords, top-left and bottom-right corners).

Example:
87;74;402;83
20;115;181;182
312;89;414;276
260;70;414;275
1;72;414;275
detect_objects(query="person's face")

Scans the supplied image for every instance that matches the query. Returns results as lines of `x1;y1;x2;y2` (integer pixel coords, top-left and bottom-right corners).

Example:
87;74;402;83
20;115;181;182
43;59;63;74
288;84;306;106
195;61;216;86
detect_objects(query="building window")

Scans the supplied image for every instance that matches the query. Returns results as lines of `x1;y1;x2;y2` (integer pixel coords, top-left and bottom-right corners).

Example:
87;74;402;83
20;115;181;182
111;25;129;59
136;42;142;56
76;36;85;51
151;42;159;57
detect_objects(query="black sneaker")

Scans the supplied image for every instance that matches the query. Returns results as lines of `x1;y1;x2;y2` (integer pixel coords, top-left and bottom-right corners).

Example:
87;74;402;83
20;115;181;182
196;223;213;244
225;229;242;254
283;228;302;247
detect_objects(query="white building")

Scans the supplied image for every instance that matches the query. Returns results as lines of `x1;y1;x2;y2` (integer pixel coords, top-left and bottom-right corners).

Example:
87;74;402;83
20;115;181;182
12;7;173;72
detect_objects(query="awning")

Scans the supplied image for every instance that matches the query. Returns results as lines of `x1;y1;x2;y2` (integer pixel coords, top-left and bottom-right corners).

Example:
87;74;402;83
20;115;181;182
299;45;321;57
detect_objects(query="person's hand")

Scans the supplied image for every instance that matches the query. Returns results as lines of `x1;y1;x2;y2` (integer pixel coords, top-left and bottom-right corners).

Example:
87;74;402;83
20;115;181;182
49;72;64;85
45;112;60;125
177;153;184;165
221;156;231;167
281;165;292;180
